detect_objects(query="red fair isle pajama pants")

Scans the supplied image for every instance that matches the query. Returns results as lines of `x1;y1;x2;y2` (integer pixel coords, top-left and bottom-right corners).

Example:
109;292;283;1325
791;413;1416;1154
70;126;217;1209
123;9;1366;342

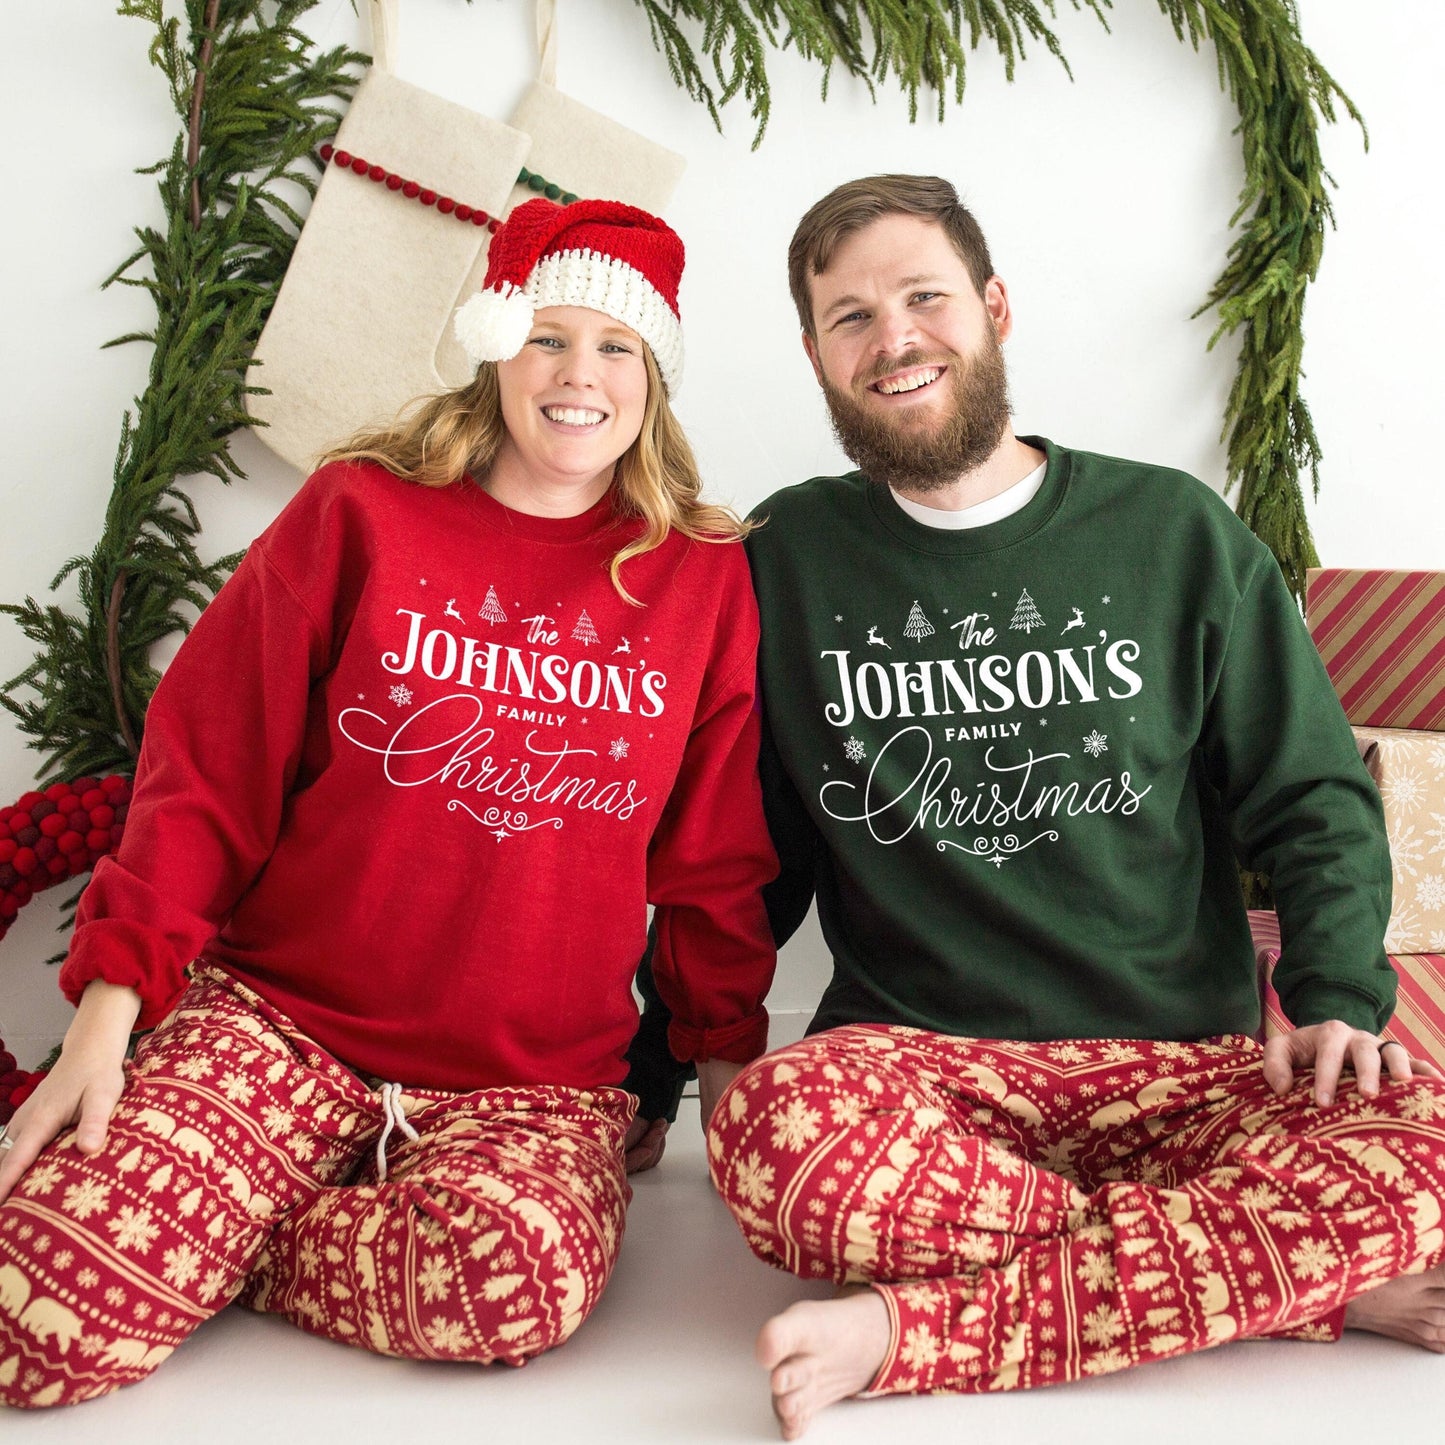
708;1025;1445;1394
0;968;632;1408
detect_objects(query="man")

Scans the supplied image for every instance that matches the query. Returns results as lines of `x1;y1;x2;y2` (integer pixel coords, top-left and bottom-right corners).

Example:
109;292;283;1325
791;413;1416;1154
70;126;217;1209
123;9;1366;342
633;174;1445;1436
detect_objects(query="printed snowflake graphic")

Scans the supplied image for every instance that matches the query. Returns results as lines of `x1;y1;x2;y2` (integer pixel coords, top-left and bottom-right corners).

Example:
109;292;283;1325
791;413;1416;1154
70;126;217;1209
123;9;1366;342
1389;825;1428;879
389;684;413;707
1082;730;1108;758
844;736;866;764
770;1098;824;1151
1417;873;1445;911
1381;766;1428;811
1387;901;1423;952
1288;1236;1340;1283
609;738;630;761
734;1150;776;1208
424;1319;475;1355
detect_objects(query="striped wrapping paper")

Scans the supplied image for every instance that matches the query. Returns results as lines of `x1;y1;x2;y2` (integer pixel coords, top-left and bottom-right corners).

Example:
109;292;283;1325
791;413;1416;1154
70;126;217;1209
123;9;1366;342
1249;909;1445;1072
1305;569;1445;731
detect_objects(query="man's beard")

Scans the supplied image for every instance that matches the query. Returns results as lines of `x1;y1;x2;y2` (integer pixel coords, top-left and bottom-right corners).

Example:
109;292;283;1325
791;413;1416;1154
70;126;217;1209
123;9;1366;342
821;327;1012;493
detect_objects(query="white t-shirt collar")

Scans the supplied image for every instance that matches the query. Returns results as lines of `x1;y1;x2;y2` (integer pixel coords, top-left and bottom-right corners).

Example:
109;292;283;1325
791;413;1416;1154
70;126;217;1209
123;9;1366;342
890;461;1047;530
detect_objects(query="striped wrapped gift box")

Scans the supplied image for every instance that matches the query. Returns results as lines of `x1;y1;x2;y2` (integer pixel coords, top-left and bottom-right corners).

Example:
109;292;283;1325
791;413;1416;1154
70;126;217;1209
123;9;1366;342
1249;909;1445;1072
1305;569;1445;731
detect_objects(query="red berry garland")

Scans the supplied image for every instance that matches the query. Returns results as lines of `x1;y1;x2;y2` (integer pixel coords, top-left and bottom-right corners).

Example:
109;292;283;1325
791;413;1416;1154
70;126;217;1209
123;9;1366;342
0;1043;45;1126
0;774;133;1120
0;774;132;946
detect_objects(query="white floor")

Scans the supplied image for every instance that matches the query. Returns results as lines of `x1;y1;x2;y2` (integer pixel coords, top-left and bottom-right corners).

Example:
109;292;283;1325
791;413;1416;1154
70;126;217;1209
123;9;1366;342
5;1097;1442;1443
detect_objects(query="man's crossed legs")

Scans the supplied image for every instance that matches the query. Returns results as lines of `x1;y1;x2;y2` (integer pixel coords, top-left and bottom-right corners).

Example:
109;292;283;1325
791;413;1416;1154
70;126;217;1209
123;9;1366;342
708;1026;1445;1436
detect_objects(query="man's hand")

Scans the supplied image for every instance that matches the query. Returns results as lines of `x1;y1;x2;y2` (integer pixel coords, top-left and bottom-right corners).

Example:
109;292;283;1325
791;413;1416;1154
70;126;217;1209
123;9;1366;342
696;1058;746;1131
622;1061;747;1174
1262;1019;1444;1106
623;1115;668;1174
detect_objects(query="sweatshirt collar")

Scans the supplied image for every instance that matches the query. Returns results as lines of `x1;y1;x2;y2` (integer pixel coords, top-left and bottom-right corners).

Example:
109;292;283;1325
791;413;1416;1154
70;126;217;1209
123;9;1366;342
463;477;626;544
865;436;1068;554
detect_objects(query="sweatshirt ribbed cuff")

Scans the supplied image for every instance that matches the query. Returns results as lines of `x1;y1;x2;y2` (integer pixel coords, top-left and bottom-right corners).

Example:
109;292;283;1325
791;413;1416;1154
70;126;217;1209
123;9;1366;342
1282;981;1389;1035
60;921;191;1031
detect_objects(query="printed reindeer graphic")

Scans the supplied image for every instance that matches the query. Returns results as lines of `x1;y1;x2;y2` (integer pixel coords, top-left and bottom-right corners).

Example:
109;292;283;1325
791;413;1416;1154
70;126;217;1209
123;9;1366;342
867;626;892;650
1061;607;1084;635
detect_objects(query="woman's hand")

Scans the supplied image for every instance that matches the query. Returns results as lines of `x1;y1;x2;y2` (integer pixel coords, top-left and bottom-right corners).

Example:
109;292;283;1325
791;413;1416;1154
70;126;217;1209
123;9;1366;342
0;980;140;1204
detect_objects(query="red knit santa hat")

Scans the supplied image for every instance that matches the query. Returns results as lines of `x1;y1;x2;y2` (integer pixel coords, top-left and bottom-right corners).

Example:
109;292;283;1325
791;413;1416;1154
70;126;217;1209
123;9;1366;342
453;198;685;393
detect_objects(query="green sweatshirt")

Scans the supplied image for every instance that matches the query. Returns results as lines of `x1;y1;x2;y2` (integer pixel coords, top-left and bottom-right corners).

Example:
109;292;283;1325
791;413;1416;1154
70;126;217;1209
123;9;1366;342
749;438;1394;1042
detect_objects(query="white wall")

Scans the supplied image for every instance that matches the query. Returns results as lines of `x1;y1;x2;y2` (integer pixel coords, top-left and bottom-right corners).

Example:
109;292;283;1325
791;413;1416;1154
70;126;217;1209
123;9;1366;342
1;0;1439;1066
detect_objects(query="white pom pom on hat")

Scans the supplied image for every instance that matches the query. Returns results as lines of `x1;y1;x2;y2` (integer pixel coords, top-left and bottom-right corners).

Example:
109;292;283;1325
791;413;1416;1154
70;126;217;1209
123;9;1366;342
453;283;535;370
452;197;685;394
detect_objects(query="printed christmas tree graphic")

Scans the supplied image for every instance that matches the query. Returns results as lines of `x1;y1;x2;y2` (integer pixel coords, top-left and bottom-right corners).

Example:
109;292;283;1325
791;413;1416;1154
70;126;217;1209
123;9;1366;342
479;586;507;625
903;600;935;641
1009;588;1044;634
572;609;600;647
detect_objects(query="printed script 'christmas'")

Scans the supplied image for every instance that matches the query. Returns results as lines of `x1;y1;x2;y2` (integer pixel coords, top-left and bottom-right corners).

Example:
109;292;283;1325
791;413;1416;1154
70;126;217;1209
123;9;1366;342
814;589;1152;865
335;600;664;837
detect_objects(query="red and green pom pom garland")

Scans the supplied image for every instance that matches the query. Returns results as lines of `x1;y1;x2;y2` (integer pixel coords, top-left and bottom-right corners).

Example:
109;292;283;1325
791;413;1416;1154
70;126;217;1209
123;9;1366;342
317;145;578;230
319;142;502;229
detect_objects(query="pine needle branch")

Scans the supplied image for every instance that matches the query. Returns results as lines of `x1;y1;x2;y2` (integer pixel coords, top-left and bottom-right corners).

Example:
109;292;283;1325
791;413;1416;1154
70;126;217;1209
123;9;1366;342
626;0;1362;597
1;3;363;784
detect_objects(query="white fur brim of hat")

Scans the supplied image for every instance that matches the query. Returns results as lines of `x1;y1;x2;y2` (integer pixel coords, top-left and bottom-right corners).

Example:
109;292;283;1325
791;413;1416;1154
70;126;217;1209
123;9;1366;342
454;249;683;394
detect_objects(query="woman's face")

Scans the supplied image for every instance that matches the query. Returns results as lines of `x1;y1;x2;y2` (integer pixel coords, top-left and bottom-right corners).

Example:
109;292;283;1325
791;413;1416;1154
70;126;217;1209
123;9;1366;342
492;306;650;508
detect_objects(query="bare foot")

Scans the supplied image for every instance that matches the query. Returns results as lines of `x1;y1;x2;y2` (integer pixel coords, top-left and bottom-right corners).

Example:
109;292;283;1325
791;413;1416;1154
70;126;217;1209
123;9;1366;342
1344;1262;1445;1351
756;1291;892;1440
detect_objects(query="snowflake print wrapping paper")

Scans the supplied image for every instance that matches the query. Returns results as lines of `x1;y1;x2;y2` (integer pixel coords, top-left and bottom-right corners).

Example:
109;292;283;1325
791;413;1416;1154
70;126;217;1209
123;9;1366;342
1355;726;1445;953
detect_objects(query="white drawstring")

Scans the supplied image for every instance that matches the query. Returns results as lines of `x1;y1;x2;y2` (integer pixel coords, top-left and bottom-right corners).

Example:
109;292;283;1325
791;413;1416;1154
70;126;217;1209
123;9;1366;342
374;1081;419;1182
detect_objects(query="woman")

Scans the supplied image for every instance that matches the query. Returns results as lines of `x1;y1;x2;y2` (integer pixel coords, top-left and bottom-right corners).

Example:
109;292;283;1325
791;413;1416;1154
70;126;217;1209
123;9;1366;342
0;200;775;1407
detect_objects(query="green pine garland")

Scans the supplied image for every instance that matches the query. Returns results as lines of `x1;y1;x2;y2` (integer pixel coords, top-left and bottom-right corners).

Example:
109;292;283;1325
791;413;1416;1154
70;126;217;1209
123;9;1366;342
0;1;361;786
631;0;1362;597
1;0;1359;805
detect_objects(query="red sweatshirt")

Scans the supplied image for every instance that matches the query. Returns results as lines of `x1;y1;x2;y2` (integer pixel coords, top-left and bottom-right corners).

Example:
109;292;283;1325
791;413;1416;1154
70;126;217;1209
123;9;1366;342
61;462;777;1091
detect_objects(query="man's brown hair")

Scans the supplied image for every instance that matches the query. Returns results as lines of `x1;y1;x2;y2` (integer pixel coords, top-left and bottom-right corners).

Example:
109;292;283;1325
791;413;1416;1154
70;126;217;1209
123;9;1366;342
787;174;995;337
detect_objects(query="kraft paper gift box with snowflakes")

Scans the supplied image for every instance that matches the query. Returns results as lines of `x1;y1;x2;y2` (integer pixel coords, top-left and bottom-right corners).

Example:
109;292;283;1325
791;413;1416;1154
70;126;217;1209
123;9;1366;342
1354;726;1445;954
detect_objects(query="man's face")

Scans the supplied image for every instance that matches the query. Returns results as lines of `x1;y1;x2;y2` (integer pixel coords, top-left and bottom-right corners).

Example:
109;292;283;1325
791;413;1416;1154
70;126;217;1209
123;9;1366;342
803;213;1012;491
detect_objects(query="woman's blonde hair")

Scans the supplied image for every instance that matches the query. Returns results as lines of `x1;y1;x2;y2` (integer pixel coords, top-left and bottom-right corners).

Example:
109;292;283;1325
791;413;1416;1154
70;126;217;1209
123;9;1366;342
321;347;749;604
